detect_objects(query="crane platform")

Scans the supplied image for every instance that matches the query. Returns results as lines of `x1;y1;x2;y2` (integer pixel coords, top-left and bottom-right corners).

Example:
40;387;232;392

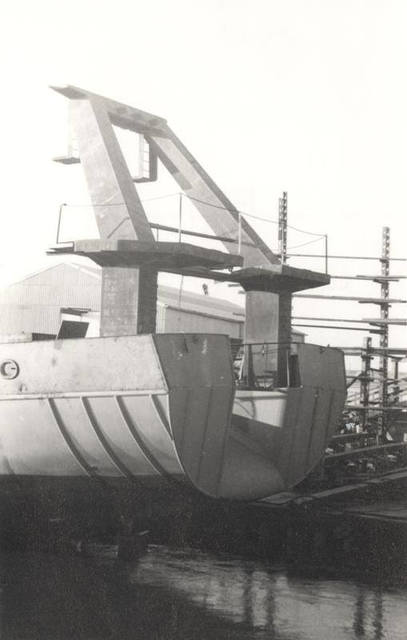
48;239;243;271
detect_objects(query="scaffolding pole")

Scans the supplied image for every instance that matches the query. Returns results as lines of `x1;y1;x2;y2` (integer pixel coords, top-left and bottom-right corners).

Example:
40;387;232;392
378;226;391;439
359;337;373;432
278;192;288;264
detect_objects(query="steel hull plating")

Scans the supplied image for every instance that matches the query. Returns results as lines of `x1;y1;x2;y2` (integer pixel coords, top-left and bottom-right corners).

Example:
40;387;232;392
0;334;234;495
0;338;345;502
218;344;347;500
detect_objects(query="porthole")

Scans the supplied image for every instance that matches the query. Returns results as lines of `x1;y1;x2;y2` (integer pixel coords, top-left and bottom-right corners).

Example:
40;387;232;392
0;360;20;379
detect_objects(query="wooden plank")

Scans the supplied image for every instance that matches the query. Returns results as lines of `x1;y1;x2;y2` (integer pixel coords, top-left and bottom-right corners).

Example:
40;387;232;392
340;347;407;355
294;294;406;303
331;432;370;443
325;441;407;464
282;253;407;262
293;323;382;333
331;275;406;281
362;318;407;325
345;404;406;411
293;316;376;323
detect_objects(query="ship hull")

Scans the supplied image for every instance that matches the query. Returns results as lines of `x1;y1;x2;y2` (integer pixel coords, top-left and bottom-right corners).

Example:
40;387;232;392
0;333;234;492
215;343;347;500
0;337;346;506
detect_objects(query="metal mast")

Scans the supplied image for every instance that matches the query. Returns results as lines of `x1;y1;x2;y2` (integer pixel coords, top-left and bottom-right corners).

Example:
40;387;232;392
378;226;390;439
359;336;373;431
278;192;288;264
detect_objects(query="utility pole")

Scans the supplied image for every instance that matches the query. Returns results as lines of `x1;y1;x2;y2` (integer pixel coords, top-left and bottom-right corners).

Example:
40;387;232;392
278;192;288;264
360;336;372;431
378;226;390;440
390;357;401;406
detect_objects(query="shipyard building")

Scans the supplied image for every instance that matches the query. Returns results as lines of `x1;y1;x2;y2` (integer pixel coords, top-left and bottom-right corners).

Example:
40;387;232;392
0;262;245;340
0;262;306;344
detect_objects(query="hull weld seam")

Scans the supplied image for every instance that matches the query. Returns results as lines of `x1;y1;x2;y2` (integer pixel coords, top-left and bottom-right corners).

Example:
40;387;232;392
47;397;95;477
115;395;175;484
80;396;133;479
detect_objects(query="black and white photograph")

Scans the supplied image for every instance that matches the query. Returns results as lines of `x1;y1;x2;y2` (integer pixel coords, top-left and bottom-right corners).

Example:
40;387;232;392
0;1;406;638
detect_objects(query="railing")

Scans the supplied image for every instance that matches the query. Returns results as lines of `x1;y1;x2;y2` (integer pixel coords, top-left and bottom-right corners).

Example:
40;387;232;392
233;341;303;390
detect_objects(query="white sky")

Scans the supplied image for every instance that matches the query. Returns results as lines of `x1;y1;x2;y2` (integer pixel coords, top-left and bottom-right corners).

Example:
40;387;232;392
0;0;406;364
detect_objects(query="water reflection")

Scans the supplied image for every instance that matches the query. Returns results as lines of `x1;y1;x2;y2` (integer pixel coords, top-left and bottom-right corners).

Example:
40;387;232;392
129;547;406;640
131;548;279;630
353;587;366;637
0;545;405;639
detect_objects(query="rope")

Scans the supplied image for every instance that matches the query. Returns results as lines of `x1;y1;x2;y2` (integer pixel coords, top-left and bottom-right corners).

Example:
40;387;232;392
287;236;325;251
59;192;326;239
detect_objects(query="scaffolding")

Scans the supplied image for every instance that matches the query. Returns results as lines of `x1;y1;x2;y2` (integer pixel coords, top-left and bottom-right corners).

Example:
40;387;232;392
276;196;407;444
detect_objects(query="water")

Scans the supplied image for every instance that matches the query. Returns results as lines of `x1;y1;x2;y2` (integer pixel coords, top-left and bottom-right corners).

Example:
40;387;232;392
0;545;405;639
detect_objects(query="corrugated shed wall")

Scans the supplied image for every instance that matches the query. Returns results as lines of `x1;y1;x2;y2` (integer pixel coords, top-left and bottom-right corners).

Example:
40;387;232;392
162;306;243;338
157;285;245;320
156;303;167;334
0;263;101;308
0;262;303;342
0;306;62;335
0;263;102;335
0;263;246;337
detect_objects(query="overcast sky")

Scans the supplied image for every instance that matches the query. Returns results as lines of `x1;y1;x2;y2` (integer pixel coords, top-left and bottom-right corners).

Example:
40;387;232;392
0;0;406;358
